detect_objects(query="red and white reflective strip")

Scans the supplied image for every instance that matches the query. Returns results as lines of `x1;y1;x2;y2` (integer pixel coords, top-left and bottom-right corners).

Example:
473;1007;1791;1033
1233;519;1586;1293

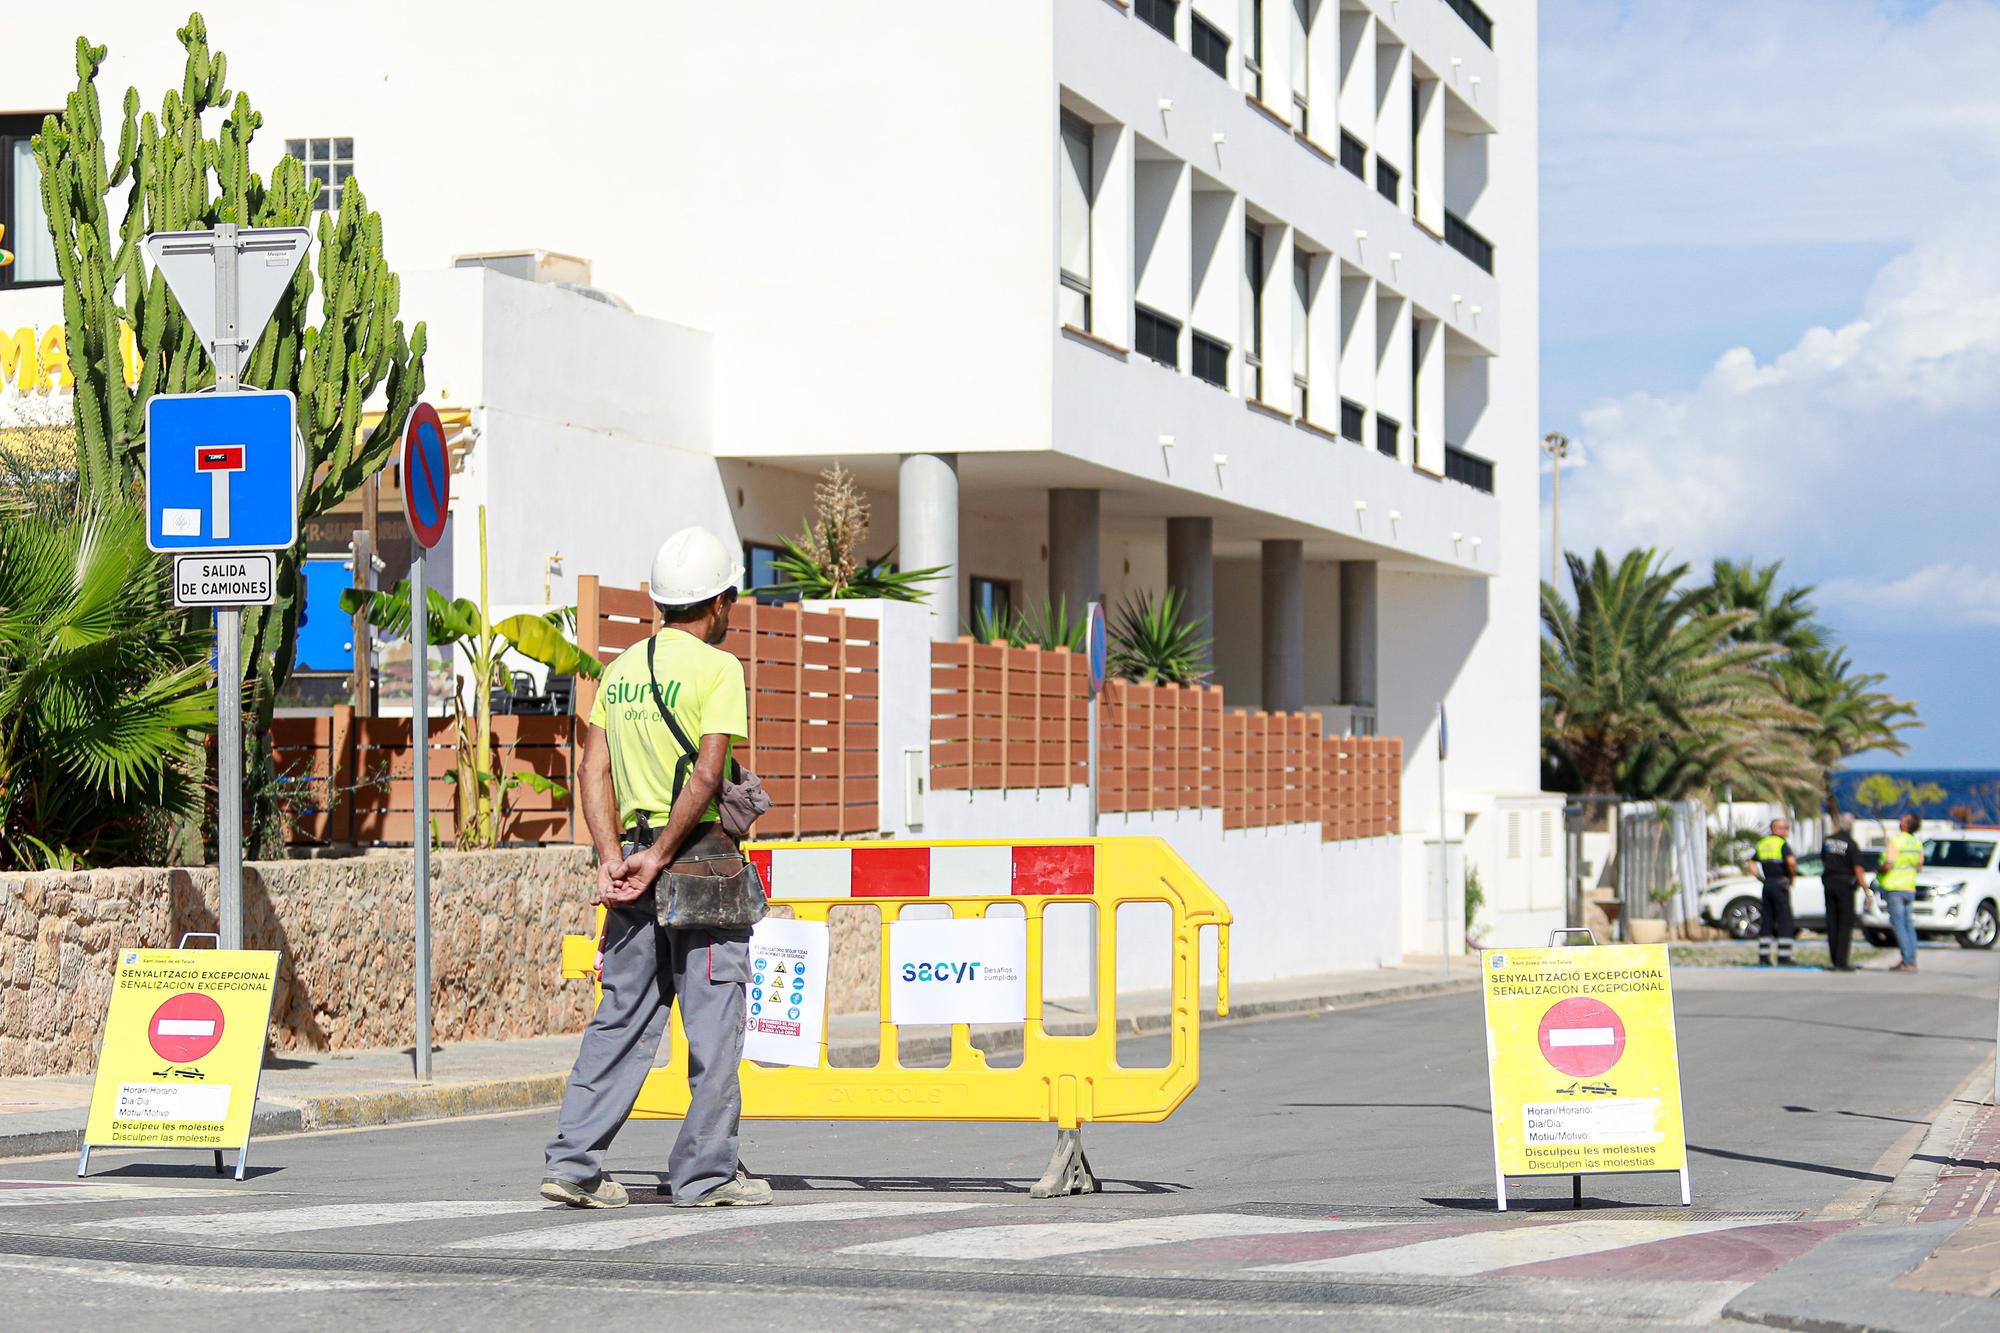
747;844;1096;901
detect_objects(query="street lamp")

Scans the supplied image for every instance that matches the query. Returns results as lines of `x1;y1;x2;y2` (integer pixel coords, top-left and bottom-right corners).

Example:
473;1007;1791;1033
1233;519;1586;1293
1541;432;1570;590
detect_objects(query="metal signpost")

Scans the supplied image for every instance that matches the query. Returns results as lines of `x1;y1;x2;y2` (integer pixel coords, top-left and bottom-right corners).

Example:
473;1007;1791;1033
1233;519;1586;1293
1085;602;1107;1010
1438;702;1450;977
143;225;310;951
402;402;451;1083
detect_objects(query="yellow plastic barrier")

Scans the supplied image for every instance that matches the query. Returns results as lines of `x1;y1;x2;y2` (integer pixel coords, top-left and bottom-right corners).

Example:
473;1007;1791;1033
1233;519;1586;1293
560;836;1231;1195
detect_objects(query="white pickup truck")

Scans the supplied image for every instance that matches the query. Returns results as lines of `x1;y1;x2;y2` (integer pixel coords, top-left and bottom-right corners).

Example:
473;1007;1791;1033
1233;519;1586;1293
1857;833;2000;950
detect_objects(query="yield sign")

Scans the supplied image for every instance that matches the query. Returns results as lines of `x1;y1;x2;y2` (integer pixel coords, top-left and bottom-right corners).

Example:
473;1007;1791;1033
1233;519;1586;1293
1537;995;1626;1079
143;226;311;362
147;992;226;1064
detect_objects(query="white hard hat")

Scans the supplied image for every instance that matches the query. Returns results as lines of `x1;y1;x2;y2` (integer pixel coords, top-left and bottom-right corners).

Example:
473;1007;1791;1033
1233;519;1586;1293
649;526;743;606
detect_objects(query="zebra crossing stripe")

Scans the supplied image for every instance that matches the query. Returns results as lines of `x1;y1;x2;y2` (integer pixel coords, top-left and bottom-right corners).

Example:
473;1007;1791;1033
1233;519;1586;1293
1256;1218;1749;1276
0;1183;222;1209
96;1200;553;1237
841;1212;1370;1260
449;1199;984;1253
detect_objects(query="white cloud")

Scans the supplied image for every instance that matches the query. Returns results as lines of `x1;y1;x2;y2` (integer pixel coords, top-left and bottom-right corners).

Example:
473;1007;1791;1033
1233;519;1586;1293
1821;563;2000;627
1557;217;2000;614
1542;0;2000;248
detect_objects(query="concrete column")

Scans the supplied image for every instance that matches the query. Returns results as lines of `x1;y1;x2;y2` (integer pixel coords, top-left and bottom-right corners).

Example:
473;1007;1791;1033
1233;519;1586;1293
1340;559;1378;707
1261;539;1304;713
898;453;959;642
1048;488;1100;612
1166;517;1215;672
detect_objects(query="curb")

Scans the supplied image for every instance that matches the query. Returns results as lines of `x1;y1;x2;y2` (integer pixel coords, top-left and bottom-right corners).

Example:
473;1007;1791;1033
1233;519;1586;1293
1865;1056;1997;1223
2;973;1477;1159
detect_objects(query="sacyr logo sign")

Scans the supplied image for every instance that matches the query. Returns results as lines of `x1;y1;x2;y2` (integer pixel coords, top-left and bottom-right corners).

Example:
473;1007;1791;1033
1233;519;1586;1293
900;960;984;984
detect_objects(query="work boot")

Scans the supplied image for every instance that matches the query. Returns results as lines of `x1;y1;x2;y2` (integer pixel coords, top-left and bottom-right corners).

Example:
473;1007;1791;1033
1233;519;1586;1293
539;1174;630;1209
673;1176;773;1208
660;1158;761;1198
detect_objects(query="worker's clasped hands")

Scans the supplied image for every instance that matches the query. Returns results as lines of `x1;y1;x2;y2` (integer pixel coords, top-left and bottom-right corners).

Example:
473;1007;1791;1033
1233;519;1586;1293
595;849;665;906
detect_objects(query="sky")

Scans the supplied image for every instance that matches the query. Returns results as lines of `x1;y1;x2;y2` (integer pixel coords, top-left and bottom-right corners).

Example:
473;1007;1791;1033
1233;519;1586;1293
1538;0;2000;769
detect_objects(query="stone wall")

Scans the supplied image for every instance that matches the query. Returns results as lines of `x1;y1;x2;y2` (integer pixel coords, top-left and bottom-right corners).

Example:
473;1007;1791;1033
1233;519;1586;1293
2;849;886;1077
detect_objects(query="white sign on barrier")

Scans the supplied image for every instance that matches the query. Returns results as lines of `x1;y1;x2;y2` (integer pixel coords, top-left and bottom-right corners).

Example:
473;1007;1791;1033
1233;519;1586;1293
745;917;829;1067
889;917;1028;1025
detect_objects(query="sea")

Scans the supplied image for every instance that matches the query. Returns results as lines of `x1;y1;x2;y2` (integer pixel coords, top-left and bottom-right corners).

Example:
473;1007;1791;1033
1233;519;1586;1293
1830;768;2000;822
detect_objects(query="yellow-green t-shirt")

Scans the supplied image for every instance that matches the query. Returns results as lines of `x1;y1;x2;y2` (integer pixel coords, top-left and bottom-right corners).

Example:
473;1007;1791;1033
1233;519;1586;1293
587;628;748;830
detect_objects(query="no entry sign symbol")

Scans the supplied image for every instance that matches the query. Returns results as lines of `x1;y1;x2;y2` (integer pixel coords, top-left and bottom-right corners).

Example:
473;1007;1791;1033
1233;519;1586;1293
147;992;226;1064
1537;995;1626;1079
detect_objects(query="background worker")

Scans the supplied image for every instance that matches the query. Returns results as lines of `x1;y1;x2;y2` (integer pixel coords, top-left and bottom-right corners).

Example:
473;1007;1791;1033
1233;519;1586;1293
540;527;768;1210
1877;813;1926;973
1818;813;1866;972
1747;817;1798;966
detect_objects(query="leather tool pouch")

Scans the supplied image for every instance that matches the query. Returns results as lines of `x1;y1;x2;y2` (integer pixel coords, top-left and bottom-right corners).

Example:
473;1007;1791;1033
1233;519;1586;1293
658;857;769;931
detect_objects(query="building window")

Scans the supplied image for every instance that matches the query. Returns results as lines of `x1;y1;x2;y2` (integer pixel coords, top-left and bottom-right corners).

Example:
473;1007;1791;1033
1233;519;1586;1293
1339;398;1364;442
286;137;354;212
1191;15;1229;78
1135;304;1181;369
1137;0;1177;40
970;576;1012;628
1192;331;1229;389
1244;1;1265;101
1058;111;1094;330
1410;82;1423;219
1338;129;1366;180
1376;159;1400;206
1444;444;1496;493
1445;0;1494;49
1411;319;1421;438
1290;0;1311;134
1291;250;1311;418
0;115;59;289
1445;210;1496;274
742;541;799;604
1376;414;1400;459
1241;222;1265;401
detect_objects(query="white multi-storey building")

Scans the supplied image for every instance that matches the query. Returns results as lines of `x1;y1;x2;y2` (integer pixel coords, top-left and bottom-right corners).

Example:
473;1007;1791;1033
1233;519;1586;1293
1;1;1560;948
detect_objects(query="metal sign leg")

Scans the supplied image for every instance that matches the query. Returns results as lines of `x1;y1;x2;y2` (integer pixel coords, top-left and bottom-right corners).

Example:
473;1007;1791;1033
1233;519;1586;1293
212;1148;225;1175
1573;1173;1583;1209
76;1144;91;1178
235;1145;250;1182
1679;1164;1692;1206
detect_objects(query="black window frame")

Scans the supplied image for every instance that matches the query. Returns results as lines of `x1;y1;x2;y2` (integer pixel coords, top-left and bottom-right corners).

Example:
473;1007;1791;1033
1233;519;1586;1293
1243;221;1265;400
1444;210;1495;274
0;113;61;292
1444;0;1494;48
1339;398;1365;443
1191;330;1230;389
1375;159;1400;206
1376;414;1400;459
1243;0;1264;101
1058;110;1096;331
1191;13;1230;78
1136;0;1177;40
1135;304;1181;369
742;540;800;605
1443;444;1495;493
1338;130;1367;180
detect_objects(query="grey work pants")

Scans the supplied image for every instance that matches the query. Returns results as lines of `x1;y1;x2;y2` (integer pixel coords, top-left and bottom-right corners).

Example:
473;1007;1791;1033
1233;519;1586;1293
543;897;751;1202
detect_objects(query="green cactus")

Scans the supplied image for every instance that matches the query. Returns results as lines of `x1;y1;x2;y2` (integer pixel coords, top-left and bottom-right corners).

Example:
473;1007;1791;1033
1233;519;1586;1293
33;12;426;856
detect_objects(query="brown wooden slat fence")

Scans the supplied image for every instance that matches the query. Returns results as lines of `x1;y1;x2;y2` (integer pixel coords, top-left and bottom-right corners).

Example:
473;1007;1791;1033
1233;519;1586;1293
271;708;574;846
929;639;1088;792
576;576;881;839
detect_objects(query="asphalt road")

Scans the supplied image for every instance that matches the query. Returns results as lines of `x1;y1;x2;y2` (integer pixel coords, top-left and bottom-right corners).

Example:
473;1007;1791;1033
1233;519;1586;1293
2;946;1992;1329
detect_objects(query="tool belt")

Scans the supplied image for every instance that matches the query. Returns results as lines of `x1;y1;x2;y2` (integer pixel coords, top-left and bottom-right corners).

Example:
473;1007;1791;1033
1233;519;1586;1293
628;815;767;931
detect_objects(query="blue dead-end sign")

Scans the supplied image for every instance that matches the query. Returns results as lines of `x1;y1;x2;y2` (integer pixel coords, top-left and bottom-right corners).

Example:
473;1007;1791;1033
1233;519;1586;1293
144;389;301;553
402;402;450;550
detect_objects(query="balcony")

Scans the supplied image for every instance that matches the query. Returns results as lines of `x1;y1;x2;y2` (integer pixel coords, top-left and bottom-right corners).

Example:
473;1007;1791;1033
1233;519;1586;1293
1444;211;1495;274
1445;0;1494;49
1444;444;1495;493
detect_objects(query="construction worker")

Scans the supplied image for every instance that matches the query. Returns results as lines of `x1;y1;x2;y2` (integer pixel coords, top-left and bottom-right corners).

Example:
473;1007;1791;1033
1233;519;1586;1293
541;527;769;1209
1746;816;1798;966
1818;813;1866;972
1878;813;1926;973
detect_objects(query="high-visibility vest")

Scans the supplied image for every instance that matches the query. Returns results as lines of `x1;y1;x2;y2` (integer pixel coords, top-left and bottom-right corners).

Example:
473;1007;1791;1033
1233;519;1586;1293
1880;831;1923;893
1754;834;1791;880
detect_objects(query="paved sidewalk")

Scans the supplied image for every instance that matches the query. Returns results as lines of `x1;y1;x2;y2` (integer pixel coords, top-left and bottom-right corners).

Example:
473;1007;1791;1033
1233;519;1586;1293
1727;1057;2000;1331
0;956;1475;1160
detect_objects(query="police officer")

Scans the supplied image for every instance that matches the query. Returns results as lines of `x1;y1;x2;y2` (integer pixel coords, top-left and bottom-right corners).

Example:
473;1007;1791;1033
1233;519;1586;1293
540;527;770;1210
1878;813;1926;973
1746;817;1798;966
1818;813;1866;972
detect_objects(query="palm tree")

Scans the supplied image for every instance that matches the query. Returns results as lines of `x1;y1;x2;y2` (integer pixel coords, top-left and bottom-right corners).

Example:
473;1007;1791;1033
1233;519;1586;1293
1787;647;1917;813
0;492;215;869
1703;559;1825;657
1541;549;1809;801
